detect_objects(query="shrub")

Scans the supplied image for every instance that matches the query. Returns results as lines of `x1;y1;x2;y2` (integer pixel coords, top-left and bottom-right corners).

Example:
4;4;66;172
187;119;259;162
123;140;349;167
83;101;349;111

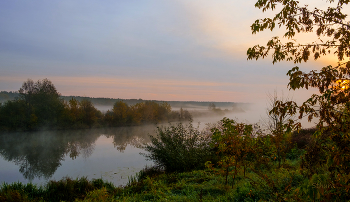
286;144;306;160
291;128;315;149
141;122;213;172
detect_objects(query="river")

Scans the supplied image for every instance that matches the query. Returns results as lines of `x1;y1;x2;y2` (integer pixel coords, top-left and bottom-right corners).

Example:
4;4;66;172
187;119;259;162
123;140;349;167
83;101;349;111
0;125;157;187
0;103;316;187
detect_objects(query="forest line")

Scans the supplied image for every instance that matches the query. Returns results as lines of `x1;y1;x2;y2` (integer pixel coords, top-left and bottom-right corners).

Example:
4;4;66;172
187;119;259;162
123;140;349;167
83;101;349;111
0;79;192;131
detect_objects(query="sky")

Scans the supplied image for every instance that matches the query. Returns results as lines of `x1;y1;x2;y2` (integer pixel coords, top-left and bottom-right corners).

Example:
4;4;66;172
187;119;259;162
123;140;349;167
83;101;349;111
0;0;343;103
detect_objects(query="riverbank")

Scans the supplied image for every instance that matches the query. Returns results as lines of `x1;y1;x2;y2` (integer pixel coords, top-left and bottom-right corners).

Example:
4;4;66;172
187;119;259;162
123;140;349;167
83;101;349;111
0;122;320;201
1;159;303;202
2;122;347;201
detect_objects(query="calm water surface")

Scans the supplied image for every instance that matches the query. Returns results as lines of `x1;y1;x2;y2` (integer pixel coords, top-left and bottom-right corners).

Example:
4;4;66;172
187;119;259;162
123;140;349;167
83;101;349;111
0;104;315;187
0;125;158;186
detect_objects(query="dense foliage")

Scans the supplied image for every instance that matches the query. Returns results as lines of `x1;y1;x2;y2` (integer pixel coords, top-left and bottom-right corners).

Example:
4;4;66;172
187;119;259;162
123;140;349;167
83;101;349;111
247;0;350;200
0;79;65;130
139;114;348;200
0;118;312;201
141;122;213;172
0;79;191;132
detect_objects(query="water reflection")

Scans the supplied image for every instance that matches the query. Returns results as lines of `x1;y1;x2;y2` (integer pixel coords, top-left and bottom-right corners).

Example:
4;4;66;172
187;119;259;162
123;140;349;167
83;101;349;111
0;130;98;180
103;125;154;152
0;125;156;182
0;105;278;185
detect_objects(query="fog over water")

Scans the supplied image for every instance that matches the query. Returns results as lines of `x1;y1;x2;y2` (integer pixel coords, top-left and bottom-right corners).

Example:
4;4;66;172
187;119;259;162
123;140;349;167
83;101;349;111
0;126;156;186
0;102;316;186
96;100;317;129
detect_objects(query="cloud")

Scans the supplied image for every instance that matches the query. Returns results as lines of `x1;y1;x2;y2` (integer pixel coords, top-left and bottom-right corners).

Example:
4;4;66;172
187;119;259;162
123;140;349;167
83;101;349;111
0;75;291;102
0;0;325;104
171;0;272;58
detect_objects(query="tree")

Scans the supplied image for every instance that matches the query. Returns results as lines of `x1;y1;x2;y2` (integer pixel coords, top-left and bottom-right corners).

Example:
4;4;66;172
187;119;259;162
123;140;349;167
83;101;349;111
208;102;216;110
0;99;29;130
0;79;68;131
179;107;192;121
264;91;296;167
264;91;295;134
247;0;349;64
129;103;143;124
247;0;350;199
209;118;256;186
0;79;65;130
112;101;129;125
21;79;64;125
80;99;100;128
68;98;80;123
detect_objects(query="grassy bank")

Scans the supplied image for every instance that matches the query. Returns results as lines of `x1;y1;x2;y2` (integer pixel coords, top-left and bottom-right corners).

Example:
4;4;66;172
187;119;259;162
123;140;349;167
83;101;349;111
2;121;348;201
0;159;306;202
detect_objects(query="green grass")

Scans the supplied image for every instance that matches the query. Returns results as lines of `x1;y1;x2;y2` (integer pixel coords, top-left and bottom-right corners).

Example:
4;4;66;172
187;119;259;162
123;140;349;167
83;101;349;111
0;159;307;202
0;177;116;202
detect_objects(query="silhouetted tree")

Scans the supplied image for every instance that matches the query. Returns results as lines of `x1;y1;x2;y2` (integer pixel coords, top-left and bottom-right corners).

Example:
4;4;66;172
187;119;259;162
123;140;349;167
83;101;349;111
208;103;216;110
18;78;64;129
0;99;28;130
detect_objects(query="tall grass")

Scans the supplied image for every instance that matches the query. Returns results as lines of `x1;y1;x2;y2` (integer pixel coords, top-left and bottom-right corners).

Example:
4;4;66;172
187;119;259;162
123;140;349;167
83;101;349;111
0;177;115;202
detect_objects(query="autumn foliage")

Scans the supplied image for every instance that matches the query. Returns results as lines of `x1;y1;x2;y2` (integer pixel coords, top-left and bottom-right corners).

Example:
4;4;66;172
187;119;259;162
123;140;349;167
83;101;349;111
246;0;350;200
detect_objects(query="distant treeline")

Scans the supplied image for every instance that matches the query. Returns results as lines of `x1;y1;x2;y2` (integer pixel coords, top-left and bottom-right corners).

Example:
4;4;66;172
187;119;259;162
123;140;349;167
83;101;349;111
0;91;18;102
0;91;244;110
0;79;191;132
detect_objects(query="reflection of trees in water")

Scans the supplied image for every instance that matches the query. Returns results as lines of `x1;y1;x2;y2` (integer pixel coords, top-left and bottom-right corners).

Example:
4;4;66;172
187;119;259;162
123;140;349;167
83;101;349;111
0;125;157;181
0;130;100;180
64;130;99;159
103;125;155;152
